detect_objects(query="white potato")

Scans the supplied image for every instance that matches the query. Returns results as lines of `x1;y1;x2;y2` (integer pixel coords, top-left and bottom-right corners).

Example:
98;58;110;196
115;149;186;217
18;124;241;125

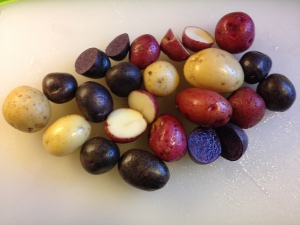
184;48;244;93
2;85;51;133
43;114;91;156
143;61;179;96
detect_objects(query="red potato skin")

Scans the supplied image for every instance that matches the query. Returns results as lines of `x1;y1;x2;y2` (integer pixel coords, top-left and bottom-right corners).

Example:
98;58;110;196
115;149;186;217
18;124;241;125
160;29;190;61
228;87;266;129
176;88;232;127
129;34;160;70
215;12;255;54
149;114;187;162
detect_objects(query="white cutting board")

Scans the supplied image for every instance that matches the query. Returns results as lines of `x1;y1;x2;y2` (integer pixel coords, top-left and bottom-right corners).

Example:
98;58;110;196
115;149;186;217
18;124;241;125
0;1;300;225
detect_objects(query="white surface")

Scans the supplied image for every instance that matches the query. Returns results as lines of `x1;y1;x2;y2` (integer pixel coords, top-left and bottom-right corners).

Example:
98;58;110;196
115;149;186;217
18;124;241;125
0;1;300;225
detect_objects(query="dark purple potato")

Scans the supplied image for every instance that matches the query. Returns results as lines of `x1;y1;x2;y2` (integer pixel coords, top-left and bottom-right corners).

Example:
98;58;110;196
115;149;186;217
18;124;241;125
256;73;296;112
105;33;130;61
239;51;272;84
105;62;143;97
118;149;170;191
188;127;221;164
215;123;248;161
42;72;77;104
80;137;120;175
76;81;113;123
75;48;111;78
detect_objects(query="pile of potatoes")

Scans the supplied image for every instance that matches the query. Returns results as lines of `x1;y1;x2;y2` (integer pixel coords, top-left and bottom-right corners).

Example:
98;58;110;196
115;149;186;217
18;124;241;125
2;12;296;191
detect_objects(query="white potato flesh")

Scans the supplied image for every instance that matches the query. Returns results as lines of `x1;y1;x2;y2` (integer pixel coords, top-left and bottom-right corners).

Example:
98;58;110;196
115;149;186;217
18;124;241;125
183;48;244;93
2;85;51;133
185;26;214;43
143;61;179;96
106;108;147;139
127;90;158;124
43;114;91;156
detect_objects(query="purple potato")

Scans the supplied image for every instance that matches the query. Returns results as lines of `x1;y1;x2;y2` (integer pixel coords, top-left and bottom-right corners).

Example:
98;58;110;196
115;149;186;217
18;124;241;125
188;127;221;164
42;72;77;104
80;137;120;175
105;62;143;97
75;47;111;79
256;73;296;112
118;149;170;191
105;33;130;61
239;51;272;84
76;81;113;123
215;123;248;161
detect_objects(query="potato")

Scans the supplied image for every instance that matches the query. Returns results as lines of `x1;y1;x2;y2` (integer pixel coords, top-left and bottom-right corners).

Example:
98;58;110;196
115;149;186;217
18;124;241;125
2;85;51;133
129;34;160;70
43;114;91;156
176;88;232;127
228;87;266;129
143;60;179;96
183;48;244;93
215;12;255;54
149;114;187;162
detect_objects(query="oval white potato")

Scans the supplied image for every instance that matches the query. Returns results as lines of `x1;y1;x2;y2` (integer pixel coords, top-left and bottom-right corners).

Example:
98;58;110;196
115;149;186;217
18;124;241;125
183;48;244;93
2;85;51;133
43;114;91;156
143;60;179;96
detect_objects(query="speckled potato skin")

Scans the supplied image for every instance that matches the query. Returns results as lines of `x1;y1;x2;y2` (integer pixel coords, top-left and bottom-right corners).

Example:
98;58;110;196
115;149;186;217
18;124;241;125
149;114;187;162
143;61;179;96
183;48;244;93
2;85;51;133
176;88;232;127
228;87;266;129
43;114;91;156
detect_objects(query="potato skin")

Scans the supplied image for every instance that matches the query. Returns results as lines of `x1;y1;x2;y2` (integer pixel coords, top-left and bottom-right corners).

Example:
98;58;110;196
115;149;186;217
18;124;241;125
215;12;255;54
228;87;266;129
2;85;51;133
176;88;232;127
118;149;170;191
43;114;91;156
143;61;179;97
183;48;244;93
149;114;187;162
129;34;160;70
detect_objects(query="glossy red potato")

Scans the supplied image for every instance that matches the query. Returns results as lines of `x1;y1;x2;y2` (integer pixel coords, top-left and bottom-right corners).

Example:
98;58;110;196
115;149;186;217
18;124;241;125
129;34;160;69
215;12;255;54
149;114;187;162
228;87;266;129
176;88;232;127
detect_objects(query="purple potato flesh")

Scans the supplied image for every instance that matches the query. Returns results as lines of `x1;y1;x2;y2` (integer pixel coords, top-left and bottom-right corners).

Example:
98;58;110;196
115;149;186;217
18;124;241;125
215;123;248;161
188;127;221;164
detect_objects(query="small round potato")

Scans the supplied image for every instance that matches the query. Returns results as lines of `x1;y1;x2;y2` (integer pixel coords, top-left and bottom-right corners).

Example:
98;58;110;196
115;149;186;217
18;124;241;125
2;85;51;133
143;61;179;96
43;114;91;156
184;48;244;93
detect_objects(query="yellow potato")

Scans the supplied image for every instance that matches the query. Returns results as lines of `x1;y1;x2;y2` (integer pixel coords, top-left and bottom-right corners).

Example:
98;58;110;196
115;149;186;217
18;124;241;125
43;114;91;156
183;48;244;93
143;61;179;96
2;85;51;133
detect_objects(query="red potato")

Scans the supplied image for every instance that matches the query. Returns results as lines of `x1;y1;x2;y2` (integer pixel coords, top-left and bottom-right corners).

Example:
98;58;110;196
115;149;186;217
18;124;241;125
129;34;160;69
176;88;232;127
127;90;159;124
104;108;147;143
182;26;214;52
228;87;266;129
215;12;255;54
149;114;187;162
160;28;190;61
